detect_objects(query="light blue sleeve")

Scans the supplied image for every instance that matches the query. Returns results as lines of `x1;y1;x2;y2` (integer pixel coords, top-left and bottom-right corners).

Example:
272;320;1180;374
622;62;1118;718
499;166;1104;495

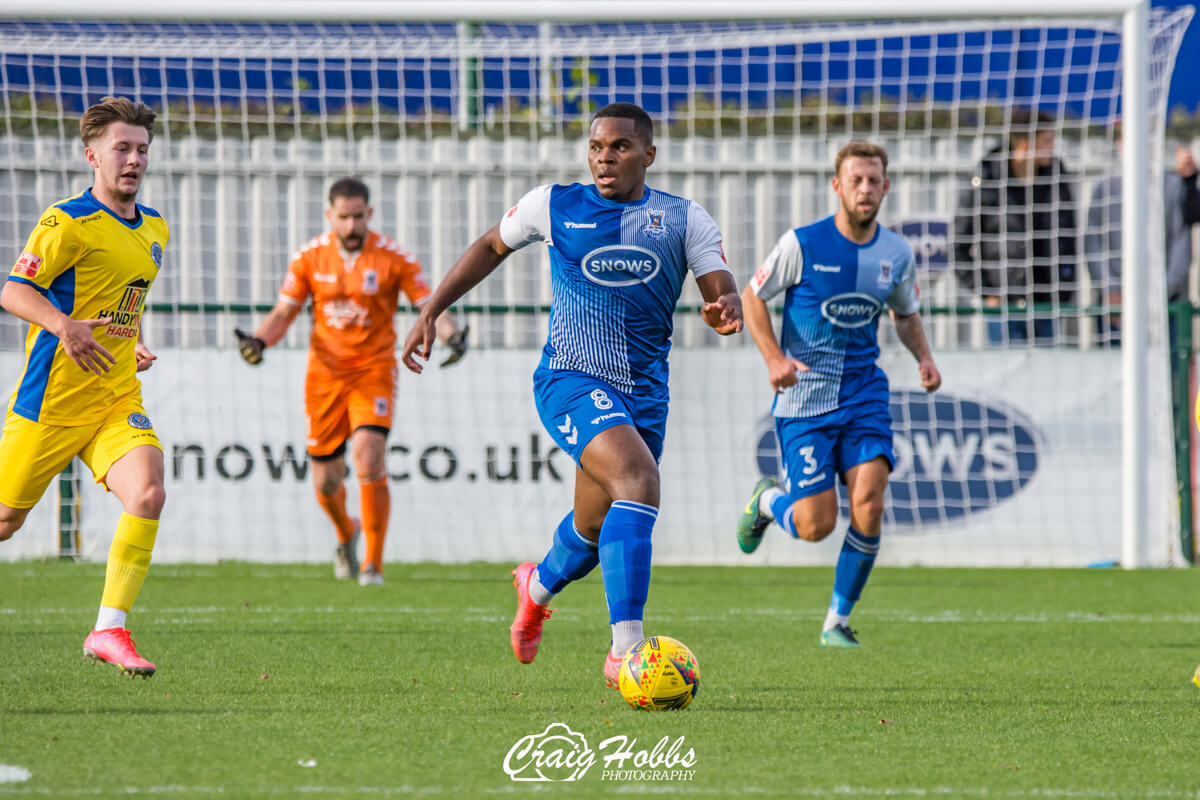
886;244;921;315
498;184;553;250
748;230;803;302
684;201;730;278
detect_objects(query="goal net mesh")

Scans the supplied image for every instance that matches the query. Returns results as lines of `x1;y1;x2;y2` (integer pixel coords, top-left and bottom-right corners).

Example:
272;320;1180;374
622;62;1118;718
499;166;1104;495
0;10;1191;565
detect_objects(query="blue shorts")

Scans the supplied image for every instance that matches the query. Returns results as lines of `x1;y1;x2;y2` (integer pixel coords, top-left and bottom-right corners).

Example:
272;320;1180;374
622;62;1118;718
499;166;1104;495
532;367;668;466
775;401;894;500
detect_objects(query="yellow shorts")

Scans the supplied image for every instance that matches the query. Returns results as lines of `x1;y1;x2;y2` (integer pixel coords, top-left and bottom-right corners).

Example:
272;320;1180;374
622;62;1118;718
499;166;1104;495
0;400;162;509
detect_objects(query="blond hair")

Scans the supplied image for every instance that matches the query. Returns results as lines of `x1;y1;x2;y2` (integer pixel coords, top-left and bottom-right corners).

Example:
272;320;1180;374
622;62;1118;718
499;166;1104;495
835;141;889;176
79;96;156;146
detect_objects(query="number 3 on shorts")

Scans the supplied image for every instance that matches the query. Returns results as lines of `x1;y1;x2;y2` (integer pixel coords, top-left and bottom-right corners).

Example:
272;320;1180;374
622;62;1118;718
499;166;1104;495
799;445;818;475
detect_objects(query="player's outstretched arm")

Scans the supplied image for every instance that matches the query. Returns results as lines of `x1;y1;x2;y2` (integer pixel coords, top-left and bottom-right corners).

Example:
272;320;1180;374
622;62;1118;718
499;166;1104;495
695;270;744;335
235;299;301;365
741;284;808;393
1;279;114;374
402;225;512;374
892;310;941;392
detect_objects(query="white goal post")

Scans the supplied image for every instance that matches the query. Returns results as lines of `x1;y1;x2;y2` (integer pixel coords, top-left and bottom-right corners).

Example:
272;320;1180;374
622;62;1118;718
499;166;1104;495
0;1;1189;567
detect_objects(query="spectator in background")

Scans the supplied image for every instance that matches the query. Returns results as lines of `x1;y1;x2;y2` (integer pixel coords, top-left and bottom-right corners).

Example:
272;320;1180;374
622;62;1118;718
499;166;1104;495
954;108;1078;345
1085;142;1200;346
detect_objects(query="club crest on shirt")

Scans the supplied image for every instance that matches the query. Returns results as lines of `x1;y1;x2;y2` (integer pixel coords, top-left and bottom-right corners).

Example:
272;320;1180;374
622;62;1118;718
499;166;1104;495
151;242;163;269
643;209;667;239
127;412;153;430
877;259;892;290
362;269;379;295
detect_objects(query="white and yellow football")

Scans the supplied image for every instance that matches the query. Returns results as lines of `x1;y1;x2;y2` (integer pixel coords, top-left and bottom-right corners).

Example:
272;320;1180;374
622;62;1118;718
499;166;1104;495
617;636;700;711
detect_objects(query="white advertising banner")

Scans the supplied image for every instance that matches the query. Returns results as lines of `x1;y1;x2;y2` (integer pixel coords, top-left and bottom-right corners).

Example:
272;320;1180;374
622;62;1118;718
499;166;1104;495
0;347;1179;567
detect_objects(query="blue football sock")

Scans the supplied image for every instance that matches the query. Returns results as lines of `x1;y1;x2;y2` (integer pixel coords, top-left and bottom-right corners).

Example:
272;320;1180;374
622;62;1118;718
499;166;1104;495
598;500;657;624
769;492;799;539
830;525;880;616
534;511;599;594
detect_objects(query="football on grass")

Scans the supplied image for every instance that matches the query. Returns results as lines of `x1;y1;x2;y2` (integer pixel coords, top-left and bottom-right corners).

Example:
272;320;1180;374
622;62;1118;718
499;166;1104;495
617;636;700;710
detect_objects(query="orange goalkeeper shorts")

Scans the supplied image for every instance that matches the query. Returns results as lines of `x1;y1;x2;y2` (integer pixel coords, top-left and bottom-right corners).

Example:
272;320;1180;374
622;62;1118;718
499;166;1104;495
304;356;396;458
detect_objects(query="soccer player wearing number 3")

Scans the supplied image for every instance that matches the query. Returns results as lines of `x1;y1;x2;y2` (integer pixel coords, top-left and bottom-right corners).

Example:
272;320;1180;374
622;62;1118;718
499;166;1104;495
236;178;466;585
736;142;942;648
0;97;169;677
401;102;743;687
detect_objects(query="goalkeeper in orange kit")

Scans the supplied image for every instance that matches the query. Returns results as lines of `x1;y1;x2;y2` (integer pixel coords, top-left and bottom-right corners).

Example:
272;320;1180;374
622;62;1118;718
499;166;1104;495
236;177;465;584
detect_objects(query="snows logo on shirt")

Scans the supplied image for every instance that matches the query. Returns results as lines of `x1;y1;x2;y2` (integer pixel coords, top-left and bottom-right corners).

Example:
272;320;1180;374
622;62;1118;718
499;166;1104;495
820;292;882;328
581;245;662;287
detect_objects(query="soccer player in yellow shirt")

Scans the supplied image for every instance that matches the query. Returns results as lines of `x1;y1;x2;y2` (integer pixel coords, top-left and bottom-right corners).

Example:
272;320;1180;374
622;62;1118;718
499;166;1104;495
0;96;169;678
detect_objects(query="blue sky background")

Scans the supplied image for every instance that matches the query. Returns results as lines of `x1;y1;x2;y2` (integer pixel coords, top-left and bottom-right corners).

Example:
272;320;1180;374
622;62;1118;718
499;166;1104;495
1157;0;1200;117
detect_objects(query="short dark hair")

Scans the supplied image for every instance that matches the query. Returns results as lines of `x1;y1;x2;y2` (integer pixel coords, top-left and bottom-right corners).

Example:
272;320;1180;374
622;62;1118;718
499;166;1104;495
79;96;155;146
1008;108;1056;148
328;177;369;206
591;102;653;145
835;141;889;176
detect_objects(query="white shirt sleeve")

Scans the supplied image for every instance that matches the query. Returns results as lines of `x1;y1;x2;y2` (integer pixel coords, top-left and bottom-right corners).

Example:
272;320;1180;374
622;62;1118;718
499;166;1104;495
886;248;921;315
748;230;803;302
498;184;554;251
684;202;732;278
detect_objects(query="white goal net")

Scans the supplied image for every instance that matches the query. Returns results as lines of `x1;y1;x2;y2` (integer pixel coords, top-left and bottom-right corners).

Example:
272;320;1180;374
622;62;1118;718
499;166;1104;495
0;8;1192;565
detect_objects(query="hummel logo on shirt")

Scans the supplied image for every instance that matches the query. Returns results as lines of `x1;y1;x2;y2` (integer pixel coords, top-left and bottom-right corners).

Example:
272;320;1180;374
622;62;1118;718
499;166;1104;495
812;264;841;273
564;221;597;229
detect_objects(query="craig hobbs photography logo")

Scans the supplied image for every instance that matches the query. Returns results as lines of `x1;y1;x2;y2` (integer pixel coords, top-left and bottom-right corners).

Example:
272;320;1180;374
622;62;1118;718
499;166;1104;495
502;722;696;782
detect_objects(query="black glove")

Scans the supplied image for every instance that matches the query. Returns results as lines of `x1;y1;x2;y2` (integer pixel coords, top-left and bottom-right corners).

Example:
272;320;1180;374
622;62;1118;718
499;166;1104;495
235;328;266;365
440;324;469;367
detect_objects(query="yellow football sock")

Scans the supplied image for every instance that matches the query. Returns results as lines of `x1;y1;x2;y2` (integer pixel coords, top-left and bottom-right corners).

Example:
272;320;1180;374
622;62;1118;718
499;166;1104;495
100;513;159;612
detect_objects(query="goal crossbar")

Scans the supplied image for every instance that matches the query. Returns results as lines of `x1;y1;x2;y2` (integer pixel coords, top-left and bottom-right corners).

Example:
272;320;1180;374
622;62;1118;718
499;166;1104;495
0;0;1152;21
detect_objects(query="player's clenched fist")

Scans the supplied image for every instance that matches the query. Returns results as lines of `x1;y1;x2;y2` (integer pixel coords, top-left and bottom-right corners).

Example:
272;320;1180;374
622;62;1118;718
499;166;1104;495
235;328;266;365
700;292;744;335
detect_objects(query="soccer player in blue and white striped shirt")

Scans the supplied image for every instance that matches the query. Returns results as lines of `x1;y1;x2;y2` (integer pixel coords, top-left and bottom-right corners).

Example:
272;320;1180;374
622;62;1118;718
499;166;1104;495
402;102;742;687
736;141;941;648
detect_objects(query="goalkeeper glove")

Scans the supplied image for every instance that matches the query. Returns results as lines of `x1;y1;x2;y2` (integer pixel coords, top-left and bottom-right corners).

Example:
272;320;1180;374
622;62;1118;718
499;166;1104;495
441;324;469;367
235;328;266;365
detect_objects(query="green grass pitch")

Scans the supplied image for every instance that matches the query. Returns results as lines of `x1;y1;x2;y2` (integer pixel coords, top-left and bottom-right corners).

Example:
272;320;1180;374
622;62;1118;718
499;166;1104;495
1;561;1198;798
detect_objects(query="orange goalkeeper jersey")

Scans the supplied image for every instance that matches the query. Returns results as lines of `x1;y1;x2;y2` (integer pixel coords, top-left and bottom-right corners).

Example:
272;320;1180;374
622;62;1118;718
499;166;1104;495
280;230;432;370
